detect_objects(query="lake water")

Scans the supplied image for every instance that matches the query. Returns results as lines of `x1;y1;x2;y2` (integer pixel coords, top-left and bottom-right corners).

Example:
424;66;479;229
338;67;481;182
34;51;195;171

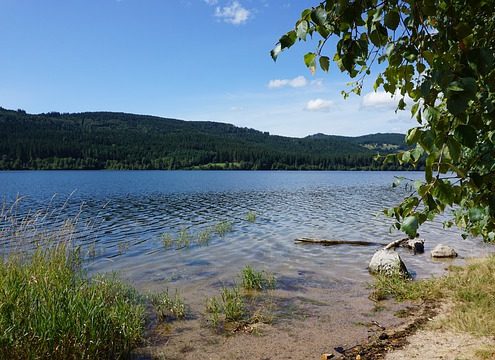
0;170;490;292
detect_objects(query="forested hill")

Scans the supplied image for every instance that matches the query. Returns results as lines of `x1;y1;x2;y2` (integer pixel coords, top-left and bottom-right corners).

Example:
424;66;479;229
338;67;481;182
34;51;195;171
0;108;409;170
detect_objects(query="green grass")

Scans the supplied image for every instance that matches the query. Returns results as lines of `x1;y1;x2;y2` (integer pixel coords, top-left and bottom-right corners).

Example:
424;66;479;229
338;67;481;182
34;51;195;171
370;270;441;302
241;265;276;291
149;289;186;321
205;266;276;332
214;221;233;237
197;227;213;246
245;211;257;223
161;233;174;248
0;244;145;359
221;286;246;321
371;256;495;337
176;228;191;249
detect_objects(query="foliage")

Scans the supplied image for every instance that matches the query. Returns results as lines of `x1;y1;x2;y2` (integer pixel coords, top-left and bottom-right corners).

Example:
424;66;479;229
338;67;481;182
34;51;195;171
273;0;495;240
0;244;145;359
0;107;408;171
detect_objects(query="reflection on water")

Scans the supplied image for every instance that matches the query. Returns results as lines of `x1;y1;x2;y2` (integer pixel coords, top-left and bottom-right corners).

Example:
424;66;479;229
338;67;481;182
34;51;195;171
0;171;491;291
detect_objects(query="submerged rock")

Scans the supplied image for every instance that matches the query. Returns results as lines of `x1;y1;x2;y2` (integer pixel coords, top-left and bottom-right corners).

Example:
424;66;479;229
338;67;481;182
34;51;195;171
402;238;425;253
368;249;409;276
431;244;458;258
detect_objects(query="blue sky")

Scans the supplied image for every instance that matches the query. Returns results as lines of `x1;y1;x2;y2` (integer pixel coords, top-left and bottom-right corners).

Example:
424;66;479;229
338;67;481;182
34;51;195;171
0;0;415;137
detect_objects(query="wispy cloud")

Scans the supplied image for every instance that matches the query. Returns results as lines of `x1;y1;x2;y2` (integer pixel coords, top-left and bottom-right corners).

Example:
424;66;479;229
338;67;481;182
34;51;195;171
203;0;218;4
267;75;308;89
214;1;251;25
305;98;334;112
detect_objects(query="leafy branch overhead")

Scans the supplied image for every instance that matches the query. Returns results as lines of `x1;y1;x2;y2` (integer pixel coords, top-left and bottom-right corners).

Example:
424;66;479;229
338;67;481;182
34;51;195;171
273;0;495;241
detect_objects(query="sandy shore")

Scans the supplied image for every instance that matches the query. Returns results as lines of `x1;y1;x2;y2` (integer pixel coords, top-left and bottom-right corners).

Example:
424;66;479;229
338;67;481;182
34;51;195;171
133;284;417;360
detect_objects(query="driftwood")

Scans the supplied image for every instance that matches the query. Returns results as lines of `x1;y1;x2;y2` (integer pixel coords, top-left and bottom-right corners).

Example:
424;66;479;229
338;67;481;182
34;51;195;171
295;236;424;252
383;237;410;250
294;237;383;246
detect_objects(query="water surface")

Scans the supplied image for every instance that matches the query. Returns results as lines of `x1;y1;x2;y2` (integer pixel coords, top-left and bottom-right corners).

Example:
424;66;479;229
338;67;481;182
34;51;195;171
0;170;490;291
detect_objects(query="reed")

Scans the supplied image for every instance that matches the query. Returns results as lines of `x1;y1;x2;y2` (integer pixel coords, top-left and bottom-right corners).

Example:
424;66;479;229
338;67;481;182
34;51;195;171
0;244;145;359
0;199;146;359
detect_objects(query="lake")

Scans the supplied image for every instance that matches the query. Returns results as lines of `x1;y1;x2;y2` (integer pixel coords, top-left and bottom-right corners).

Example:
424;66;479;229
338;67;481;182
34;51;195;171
2;170;491;357
0;170;489;291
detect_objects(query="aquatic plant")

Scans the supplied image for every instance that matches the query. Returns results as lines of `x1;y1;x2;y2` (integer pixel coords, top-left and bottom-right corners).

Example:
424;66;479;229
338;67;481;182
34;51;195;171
241;265;276;291
118;240;130;254
214;221;233;237
245;211;257;223
161;233;174;248
205;296;222;328
221;286;246;321
149;289;186;321
197;227;213;246
176;228;191;249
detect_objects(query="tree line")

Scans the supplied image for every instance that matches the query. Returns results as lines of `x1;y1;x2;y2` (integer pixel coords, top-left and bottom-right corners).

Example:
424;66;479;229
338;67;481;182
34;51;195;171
0;108;410;171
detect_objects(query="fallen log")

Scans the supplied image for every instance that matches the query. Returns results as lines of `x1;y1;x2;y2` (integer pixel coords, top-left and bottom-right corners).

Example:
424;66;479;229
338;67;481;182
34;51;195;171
294;237;383;246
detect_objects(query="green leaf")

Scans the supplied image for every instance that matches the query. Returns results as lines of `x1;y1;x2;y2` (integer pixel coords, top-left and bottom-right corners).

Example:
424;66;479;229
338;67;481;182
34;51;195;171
384;10;400;30
425;153;435;182
468;208;484;222
401;216;419;238
296;20;309;40
406;128;421;145
454;125;477;148
280;31;297;49
270;43;282;61
416;62;426;73
447;94;469;116
311;7;327;26
319;56;330;72
304;52;316;68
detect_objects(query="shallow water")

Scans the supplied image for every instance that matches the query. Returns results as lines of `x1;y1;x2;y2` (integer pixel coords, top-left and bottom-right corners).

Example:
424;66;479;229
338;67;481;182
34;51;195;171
0;170;490;292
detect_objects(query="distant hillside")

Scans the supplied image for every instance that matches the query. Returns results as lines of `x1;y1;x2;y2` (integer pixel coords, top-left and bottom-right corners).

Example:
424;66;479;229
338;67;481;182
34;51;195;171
0;107;409;170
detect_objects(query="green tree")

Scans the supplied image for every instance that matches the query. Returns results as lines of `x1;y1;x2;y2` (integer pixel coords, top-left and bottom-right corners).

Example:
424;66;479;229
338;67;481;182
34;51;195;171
273;0;495;241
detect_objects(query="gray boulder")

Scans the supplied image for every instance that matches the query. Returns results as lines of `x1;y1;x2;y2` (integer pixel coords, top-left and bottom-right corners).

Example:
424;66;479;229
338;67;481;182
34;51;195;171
368;249;409;276
431;244;457;258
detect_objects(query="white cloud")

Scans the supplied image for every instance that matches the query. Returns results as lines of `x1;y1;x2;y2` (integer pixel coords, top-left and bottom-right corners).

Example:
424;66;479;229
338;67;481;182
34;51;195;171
204;0;218;4
305;98;334;112
362;91;408;109
214;1;250;25
267;76;308;89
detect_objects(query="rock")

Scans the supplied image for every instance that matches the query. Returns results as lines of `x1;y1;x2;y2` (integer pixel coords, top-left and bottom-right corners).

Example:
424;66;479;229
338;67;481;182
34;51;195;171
402;238;425;253
431;244;457;258
321;353;335;360
368;249;409;276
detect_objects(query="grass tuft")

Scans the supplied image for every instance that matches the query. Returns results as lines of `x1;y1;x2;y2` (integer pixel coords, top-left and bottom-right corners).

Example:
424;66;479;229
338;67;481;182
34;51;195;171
149;289;186;321
241;265;276;291
197;227;213;246
205;266;276;332
214;221;233;237
0;244;145;359
245;211;257;223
